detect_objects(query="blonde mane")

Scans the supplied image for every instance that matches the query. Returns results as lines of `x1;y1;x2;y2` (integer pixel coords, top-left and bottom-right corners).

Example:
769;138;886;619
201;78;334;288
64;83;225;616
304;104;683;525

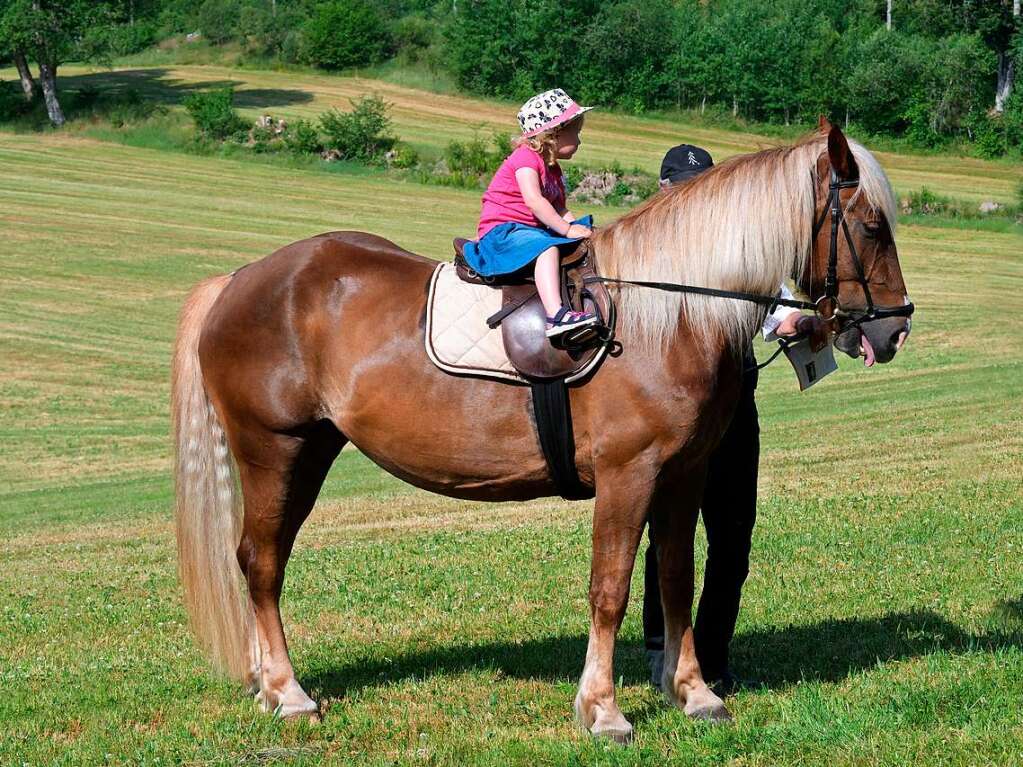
592;133;897;350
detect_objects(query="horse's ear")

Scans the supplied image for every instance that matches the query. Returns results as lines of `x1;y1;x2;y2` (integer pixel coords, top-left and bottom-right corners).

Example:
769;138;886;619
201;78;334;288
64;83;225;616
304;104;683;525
827;123;859;179
818;115;833;132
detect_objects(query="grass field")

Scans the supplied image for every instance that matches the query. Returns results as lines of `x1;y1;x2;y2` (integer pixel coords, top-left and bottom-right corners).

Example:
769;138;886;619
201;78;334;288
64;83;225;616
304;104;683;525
1;65;1022;765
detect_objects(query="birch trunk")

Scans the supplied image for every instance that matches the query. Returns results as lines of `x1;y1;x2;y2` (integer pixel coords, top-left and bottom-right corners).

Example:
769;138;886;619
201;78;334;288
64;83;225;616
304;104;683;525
995;2;1020;113
13;51;36;101
38;61;65;127
886;0;892;30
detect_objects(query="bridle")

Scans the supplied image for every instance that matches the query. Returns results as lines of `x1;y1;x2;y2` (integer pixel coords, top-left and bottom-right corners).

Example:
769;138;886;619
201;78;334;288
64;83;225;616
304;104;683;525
587;162;915;333
810;167;914;330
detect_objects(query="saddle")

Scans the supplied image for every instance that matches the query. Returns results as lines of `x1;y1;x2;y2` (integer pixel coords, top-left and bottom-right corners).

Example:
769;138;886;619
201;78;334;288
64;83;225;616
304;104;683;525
451;238;615;381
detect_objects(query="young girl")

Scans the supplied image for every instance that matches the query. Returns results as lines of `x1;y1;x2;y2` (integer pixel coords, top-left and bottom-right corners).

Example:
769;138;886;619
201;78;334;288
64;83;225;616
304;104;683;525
462;88;598;339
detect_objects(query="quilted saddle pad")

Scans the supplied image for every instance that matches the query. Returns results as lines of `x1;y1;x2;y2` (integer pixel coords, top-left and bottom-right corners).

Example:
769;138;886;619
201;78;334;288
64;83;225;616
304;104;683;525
425;262;525;383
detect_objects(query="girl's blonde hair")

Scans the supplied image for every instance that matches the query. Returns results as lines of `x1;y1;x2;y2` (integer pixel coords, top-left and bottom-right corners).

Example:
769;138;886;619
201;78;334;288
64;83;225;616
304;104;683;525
514;115;584;166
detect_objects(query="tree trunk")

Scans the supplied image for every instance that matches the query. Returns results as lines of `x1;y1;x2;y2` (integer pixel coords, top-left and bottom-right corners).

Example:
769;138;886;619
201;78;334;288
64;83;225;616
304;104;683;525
732;96;738;117
886;0;892;30
995;3;1020;113
13;51;36;101
996;53;1014;113
37;61;65;127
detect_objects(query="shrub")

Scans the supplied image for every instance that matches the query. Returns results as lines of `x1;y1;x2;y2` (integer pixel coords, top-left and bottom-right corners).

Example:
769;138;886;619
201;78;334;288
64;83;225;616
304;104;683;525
197;0;241;44
284;119;322;155
392;14;437;63
319;95;395;162
184;87;248;141
444;133;509;177
0;82;27;122
388;141;420;169
302;0;390;70
444;136;493;176
904;187;950;216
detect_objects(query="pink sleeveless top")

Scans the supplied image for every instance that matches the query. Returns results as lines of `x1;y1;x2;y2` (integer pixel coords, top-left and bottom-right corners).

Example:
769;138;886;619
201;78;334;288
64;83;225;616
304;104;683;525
477;145;565;238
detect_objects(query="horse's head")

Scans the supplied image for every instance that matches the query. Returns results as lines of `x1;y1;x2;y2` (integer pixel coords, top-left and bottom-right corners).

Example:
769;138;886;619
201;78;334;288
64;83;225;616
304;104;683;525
800;119;913;366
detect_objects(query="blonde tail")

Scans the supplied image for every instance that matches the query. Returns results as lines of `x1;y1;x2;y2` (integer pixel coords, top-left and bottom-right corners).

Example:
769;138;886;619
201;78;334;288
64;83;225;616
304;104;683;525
171;274;257;685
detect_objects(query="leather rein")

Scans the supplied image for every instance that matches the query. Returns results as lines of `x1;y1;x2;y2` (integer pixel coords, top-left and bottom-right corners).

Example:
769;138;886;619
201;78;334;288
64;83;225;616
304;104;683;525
586;166;916;331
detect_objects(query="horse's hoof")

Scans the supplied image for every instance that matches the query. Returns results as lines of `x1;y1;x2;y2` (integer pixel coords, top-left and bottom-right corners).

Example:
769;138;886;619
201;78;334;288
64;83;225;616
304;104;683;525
684;701;732;723
276;699;320;721
590;718;634;744
587;708;634;744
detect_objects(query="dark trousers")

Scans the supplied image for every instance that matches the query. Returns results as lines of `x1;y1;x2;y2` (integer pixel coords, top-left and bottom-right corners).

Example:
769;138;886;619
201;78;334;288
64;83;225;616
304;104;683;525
642;363;760;680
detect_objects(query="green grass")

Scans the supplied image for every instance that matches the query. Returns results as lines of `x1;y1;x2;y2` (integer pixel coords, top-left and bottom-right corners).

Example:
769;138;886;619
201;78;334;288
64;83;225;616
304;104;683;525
1;65;1022;765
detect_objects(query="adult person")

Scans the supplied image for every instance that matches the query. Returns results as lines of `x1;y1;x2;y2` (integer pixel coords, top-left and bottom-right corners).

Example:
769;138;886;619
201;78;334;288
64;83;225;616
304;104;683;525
643;144;827;694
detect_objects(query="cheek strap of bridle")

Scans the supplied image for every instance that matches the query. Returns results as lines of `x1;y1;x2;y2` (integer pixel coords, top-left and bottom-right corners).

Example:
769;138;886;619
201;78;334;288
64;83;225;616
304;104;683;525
812;170;913;327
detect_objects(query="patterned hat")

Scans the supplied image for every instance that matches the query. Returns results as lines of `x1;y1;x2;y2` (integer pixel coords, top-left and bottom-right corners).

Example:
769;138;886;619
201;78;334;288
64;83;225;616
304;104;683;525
517;89;594;138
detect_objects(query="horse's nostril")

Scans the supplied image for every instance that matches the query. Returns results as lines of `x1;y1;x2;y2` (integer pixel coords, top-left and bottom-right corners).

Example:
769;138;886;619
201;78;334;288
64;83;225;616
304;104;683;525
889;328;906;351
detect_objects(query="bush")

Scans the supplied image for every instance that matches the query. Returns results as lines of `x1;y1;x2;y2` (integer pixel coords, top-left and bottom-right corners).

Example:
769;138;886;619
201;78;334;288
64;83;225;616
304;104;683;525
319;95;395;162
391;14;437;63
302;0;390;70
197;0;240;44
184;87;248;141
904;187;950;215
284;119;322;155
0;82;28;122
388;141;420;169
444;136;493;176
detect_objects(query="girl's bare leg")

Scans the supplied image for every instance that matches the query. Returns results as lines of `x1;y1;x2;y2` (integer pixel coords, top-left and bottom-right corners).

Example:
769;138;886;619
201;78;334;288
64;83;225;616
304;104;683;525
534;246;562;317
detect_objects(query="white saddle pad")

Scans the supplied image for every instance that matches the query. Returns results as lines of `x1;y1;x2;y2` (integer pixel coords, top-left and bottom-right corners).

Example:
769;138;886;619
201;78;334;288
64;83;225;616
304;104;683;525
425;262;610;384
425;262;525;383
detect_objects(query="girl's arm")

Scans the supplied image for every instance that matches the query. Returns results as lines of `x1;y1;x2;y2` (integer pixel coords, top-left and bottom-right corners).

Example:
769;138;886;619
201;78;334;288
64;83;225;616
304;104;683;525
515;167;590;237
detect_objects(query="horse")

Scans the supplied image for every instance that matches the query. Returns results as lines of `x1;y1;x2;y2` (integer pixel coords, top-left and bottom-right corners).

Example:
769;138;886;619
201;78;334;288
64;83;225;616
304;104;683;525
171;121;912;741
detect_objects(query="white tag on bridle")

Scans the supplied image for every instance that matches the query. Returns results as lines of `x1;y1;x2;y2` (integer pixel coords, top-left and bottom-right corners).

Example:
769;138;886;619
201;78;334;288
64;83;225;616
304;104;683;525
782;338;838;391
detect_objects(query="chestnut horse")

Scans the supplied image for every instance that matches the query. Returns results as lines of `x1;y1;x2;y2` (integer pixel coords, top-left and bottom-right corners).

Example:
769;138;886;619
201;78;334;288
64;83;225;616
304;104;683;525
172;123;911;740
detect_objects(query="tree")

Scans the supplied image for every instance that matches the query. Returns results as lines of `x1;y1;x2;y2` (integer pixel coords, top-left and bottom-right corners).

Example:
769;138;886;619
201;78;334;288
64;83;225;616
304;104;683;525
0;0;110;126
302;0;390;70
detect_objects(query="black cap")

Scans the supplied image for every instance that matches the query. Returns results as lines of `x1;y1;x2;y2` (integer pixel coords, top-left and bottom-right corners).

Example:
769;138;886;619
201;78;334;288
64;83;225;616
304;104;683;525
660;144;714;184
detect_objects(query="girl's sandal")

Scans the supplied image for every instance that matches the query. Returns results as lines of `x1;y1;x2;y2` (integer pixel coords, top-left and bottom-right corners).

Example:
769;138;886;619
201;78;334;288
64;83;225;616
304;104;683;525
545;307;599;338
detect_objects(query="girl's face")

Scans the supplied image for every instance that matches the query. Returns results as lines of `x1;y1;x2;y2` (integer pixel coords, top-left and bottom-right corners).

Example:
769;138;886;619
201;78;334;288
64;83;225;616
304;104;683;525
555;117;584;159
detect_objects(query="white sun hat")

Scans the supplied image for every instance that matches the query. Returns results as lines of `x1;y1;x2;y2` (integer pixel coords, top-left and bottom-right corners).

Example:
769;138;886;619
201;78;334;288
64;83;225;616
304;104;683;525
517;89;595;138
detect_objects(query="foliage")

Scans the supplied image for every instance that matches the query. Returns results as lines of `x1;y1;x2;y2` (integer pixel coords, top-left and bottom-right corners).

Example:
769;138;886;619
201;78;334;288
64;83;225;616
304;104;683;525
387;140;419;168
183;85;247;140
319;94;395;162
197;0;239;44
0;79;27;120
302;0;390;70
284;117;322;155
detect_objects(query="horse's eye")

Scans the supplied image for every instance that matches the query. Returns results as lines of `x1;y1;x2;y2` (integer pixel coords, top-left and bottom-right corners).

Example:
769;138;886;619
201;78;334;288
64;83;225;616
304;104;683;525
863;222;882;238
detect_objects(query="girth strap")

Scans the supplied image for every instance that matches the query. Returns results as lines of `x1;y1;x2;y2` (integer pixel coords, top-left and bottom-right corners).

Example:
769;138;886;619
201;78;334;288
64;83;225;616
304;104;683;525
530;380;591;501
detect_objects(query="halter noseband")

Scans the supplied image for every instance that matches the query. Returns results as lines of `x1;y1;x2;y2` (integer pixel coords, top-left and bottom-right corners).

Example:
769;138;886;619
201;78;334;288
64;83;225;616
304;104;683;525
811;168;915;329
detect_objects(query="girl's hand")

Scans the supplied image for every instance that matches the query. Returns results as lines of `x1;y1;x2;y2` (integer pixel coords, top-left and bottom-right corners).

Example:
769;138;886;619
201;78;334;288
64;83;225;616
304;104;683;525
565;224;592;239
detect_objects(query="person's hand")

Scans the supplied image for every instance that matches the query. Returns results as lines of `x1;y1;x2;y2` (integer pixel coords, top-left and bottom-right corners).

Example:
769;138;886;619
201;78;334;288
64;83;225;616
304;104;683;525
792;316;831;352
565;223;592;239
777;313;830;352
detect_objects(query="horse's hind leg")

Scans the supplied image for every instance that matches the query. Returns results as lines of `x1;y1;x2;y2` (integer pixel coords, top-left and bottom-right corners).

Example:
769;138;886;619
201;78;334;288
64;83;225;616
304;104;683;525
652;467;731;721
235;420;344;718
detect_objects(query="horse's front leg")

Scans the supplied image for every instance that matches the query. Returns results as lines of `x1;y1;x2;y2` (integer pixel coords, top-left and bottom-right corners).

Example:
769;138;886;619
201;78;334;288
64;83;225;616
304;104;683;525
653;466;731;721
574;466;650;743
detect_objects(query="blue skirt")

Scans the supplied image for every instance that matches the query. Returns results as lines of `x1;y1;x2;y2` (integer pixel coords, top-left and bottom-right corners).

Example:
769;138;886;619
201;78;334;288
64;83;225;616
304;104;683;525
462;215;593;278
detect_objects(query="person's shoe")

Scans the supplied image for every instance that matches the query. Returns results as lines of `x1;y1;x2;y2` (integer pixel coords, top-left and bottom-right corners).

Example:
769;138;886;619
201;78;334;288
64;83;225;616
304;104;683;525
646;648;665;690
706;669;765;697
545;307;599;338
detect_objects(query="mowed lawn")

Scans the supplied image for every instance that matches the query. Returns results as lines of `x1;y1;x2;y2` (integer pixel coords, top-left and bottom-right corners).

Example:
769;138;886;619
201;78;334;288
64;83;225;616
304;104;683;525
7;61;1022;206
2;68;1023;765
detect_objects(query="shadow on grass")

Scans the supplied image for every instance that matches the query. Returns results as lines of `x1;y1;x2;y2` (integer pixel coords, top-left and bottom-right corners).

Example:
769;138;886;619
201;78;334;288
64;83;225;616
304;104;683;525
304;608;1023;703
57;68;315;111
